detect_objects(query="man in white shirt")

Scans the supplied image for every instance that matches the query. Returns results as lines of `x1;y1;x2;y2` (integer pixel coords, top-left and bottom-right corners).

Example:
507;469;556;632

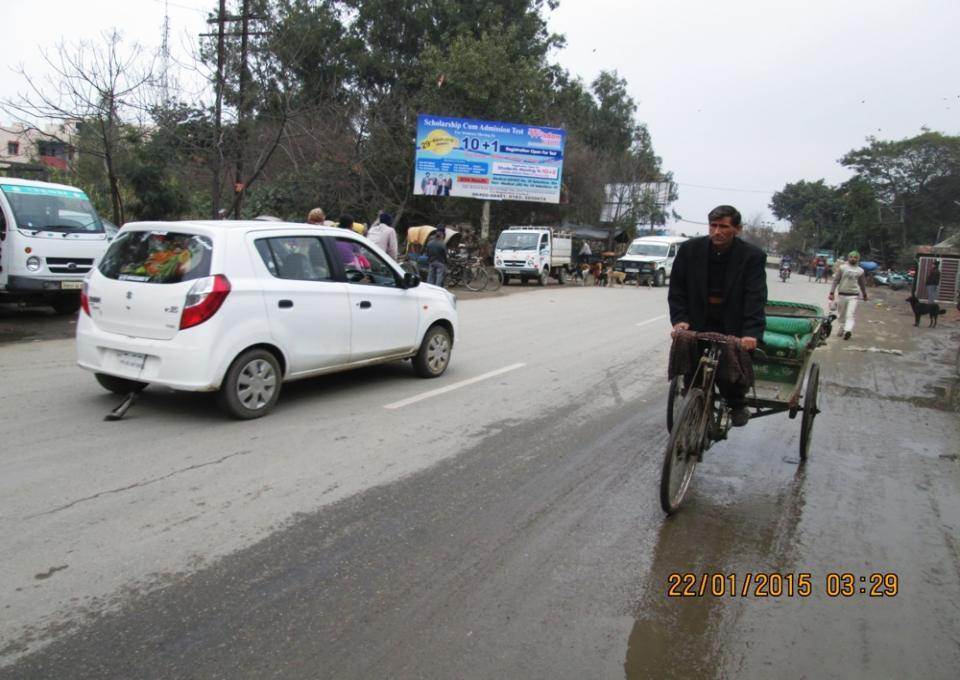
367;212;398;261
828;250;868;340
578;240;592;265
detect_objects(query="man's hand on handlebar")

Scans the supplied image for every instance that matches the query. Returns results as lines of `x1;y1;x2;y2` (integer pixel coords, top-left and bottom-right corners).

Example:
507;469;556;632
671;323;758;351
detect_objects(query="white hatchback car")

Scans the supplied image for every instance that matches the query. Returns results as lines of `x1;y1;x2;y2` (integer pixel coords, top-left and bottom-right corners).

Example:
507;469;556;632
77;221;458;419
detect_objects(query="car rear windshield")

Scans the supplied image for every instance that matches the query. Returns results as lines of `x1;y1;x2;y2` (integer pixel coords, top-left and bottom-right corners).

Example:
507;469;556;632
99;231;213;283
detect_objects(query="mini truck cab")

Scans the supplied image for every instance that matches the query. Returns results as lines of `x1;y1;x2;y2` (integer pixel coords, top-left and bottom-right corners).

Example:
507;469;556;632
494;226;572;286
614;235;687;287
0;178;111;313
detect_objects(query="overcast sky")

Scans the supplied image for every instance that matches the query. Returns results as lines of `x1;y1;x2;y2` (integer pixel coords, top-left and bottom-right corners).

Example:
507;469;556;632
2;0;957;234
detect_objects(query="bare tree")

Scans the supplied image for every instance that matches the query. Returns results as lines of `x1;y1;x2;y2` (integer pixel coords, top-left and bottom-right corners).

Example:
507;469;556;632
2;30;155;224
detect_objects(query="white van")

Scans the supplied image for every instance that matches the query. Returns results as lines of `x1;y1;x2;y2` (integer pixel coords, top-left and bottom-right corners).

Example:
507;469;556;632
614;235;688;287
0;178;110;313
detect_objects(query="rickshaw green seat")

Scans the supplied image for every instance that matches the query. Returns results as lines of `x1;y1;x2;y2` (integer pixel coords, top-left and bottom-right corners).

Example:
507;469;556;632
760;300;824;359
760;330;814;358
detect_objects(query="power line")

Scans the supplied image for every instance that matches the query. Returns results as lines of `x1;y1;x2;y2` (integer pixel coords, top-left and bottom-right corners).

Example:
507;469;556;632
675;181;779;195
148;0;207;13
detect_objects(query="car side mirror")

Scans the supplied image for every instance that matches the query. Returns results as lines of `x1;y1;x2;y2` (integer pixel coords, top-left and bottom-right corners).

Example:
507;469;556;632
403;272;420;288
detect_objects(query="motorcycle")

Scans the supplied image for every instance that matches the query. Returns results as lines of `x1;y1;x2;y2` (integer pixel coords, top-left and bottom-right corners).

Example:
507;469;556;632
779;264;791;282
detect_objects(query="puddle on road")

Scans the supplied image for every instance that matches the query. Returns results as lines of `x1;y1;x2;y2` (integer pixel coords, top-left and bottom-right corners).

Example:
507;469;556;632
624;471;808;680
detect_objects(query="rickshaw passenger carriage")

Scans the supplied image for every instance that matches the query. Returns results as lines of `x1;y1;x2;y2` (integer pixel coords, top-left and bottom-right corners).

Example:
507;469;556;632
661;300;833;514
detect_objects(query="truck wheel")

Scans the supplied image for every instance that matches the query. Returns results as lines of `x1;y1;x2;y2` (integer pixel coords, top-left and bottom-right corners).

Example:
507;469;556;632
557;268;566;285
653;270;665;287
95;373;148;395
538;268;548;286
52;296;81;315
502;274;510;285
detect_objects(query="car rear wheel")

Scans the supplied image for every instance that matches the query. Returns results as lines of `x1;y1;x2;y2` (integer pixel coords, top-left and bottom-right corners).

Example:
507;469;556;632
413;325;451;378
95;373;148;395
218;349;282;419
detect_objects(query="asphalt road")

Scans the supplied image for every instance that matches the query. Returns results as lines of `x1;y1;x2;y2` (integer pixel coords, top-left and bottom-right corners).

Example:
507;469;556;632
1;277;958;679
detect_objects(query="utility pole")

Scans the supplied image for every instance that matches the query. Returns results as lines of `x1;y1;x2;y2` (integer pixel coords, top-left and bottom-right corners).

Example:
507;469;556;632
211;0;226;219
234;0;251;219
201;1;269;220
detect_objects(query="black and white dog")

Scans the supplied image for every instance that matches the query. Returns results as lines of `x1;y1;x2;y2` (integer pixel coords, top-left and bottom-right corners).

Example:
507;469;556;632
906;295;946;327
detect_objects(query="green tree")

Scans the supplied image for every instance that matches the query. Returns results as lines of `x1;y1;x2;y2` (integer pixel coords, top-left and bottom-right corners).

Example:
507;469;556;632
770;180;846;251
840;130;960;247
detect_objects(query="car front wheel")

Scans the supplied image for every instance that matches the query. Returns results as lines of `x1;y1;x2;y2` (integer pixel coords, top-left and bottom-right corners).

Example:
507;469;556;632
218;349;282;419
413;325;452;378
654;269;666;287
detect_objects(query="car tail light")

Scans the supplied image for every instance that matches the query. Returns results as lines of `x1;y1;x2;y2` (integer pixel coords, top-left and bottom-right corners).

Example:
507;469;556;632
180;274;231;330
80;279;91;316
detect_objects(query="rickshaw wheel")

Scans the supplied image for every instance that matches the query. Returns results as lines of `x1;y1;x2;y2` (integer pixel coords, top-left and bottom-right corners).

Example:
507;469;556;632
666;375;685;433
660;388;705;514
799;362;820;462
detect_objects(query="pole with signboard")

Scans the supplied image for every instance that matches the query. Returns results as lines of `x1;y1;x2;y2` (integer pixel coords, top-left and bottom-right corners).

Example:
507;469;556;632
413;114;567;241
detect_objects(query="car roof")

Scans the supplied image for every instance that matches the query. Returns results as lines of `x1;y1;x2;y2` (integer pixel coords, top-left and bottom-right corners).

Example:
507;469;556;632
630;235;688;244
0;177;89;193
120;220;346;237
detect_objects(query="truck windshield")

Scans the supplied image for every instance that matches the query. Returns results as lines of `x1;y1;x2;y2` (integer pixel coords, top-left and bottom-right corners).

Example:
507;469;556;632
497;232;540;250
1;184;104;234
626;242;669;257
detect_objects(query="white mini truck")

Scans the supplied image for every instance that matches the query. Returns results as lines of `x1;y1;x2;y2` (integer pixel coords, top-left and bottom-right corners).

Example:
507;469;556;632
77;221;459;419
494;226;572;286
0;178;111;313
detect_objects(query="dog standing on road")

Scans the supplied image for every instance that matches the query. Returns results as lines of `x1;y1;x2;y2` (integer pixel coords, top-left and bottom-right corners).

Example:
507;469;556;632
605;267;626;287
906;295;946;327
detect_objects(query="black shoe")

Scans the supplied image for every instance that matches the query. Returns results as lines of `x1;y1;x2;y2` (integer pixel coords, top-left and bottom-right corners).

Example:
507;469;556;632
731;407;750;427
843;331;851;340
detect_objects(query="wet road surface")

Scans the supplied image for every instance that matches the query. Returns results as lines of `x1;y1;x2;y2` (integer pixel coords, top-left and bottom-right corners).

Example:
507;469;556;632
1;280;958;679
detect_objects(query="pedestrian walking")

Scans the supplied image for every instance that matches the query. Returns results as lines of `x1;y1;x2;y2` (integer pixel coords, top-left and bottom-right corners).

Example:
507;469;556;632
426;226;448;286
828;250;868;340
367;212;399;260
926;260;941;303
814;256;826;283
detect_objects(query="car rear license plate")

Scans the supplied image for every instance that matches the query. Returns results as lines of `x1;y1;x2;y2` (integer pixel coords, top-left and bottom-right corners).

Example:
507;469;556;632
116;350;147;371
61;281;83;290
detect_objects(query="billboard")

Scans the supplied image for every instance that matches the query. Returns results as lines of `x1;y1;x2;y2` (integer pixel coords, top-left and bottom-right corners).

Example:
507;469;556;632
414;114;566;204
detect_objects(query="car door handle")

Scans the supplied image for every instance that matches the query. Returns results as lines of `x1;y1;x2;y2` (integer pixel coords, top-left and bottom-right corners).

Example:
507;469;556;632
278;299;293;309
358;301;372;309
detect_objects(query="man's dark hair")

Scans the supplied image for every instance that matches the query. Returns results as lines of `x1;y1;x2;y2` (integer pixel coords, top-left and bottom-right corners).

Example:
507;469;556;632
707;205;742;226
338;214;353;230
379;212;393;226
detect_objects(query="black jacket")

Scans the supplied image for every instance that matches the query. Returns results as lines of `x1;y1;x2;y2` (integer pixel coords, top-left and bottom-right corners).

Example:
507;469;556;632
668;236;767;339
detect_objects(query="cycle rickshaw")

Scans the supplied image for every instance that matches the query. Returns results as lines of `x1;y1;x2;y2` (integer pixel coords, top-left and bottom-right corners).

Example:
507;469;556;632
660;300;834;514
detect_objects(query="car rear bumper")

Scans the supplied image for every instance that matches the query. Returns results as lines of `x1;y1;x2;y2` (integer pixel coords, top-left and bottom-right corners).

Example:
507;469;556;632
76;314;223;391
